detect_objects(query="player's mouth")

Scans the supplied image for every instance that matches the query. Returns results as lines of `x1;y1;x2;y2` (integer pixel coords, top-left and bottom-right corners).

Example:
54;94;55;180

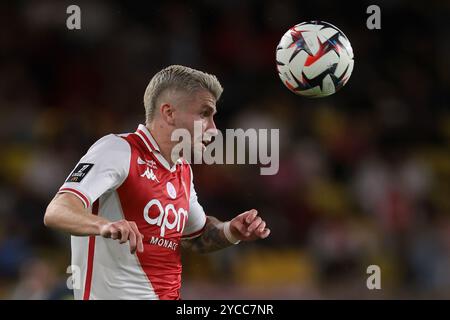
202;139;212;148
201;130;216;149
202;137;212;148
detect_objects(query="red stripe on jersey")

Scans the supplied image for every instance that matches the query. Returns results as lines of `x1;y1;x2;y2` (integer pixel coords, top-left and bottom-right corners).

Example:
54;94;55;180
118;133;194;300
180;163;190;202
59;188;90;208
83;200;99;300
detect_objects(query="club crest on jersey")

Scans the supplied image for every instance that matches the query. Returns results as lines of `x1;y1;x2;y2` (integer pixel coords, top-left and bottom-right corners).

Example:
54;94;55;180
166;182;177;199
66;163;93;183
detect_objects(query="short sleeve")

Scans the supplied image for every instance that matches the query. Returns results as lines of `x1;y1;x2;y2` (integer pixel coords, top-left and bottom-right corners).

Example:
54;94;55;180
58;134;131;208
182;166;207;239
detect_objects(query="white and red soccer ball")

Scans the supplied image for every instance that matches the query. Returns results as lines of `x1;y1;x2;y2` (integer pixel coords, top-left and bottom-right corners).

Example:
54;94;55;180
276;21;354;97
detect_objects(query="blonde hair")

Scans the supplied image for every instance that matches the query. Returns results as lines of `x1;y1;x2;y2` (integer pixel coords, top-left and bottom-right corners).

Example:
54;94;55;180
143;65;223;124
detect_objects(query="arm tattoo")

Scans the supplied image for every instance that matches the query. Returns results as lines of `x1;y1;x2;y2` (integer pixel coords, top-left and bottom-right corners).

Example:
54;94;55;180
181;216;234;254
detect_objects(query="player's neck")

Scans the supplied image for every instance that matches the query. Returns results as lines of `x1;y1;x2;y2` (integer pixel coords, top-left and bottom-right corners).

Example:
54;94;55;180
146;124;177;167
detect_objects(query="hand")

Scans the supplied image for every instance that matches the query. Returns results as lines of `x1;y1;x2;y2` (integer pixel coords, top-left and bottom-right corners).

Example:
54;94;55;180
99;220;145;254
229;209;270;241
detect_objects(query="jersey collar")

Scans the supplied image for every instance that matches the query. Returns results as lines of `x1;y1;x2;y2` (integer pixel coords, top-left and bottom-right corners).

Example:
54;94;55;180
135;124;183;172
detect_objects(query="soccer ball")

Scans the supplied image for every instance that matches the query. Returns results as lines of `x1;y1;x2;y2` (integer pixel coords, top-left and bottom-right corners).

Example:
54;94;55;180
276;21;354;97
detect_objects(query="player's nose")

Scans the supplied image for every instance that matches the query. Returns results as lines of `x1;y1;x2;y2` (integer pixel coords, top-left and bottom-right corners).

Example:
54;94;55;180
206;118;218;136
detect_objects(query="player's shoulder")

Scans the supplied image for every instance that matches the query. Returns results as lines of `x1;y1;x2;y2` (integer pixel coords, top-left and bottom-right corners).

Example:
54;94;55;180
87;133;131;155
80;133;133;171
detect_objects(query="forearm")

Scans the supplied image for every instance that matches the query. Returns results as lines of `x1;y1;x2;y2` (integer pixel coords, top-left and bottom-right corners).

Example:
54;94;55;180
181;216;235;254
44;193;109;236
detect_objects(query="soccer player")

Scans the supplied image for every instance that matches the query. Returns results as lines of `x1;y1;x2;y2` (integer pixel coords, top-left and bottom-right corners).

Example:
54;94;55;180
43;65;271;300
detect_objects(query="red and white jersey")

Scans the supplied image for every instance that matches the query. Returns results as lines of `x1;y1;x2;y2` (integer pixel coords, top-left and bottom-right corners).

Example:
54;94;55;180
58;124;206;300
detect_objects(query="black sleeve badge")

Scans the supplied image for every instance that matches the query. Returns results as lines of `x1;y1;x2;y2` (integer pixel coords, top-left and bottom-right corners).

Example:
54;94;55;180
66;163;94;183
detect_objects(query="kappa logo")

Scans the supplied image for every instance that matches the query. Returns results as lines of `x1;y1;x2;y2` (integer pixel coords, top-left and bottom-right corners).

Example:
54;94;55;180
141;167;159;182
137;156;159;182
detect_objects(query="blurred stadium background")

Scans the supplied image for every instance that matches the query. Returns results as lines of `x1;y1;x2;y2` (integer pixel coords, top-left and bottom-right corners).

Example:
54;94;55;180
0;0;449;299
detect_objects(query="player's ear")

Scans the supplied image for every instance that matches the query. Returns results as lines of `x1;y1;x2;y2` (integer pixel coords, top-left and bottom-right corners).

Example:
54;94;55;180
160;103;176;126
